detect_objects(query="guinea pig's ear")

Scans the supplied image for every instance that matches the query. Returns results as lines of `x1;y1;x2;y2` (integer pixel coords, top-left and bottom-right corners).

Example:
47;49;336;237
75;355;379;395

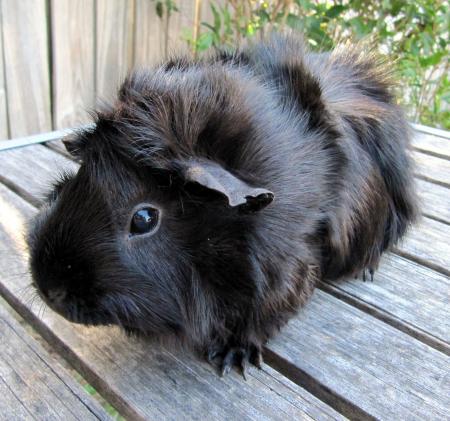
176;159;274;212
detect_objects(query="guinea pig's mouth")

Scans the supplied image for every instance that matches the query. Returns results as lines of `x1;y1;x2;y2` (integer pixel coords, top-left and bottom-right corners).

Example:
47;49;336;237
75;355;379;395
58;303;114;326
38;289;115;327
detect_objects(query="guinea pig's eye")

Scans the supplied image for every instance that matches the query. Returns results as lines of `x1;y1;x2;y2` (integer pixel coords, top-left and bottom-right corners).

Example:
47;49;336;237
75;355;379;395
130;207;160;236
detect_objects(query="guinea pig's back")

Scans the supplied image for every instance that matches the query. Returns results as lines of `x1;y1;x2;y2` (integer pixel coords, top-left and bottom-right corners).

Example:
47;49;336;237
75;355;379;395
239;35;418;279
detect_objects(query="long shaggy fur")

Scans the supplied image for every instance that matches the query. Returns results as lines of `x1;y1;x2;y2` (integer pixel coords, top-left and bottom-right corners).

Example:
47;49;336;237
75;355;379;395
28;35;418;373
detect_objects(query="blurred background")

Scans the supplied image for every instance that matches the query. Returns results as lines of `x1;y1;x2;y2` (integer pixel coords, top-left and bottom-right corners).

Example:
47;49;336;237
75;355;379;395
0;0;448;141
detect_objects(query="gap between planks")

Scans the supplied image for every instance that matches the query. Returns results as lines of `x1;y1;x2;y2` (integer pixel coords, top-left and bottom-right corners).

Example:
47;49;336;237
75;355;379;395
317;281;449;356
0;297;110;420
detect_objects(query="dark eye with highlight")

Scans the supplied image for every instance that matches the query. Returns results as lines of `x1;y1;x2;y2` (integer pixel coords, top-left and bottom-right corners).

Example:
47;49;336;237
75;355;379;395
130;207;160;236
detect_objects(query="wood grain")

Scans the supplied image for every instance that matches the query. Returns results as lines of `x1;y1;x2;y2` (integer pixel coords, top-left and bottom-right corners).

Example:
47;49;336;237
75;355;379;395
416;178;450;223
96;0;134;103
266;290;450;420
51;0;95;128
1;0;51;137
414;151;450;188
412;123;450;140
0;128;75;152
133;0;164;66
396;216;450;276
0;144;78;206
0;183;344;421
412;131;450;160
0;10;8;140
328;253;450;349
168;0;195;54
0;299;110;420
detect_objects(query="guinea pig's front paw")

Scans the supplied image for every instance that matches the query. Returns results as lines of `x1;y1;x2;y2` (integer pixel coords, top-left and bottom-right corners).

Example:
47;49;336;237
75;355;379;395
354;267;375;282
206;342;263;379
362;267;375;282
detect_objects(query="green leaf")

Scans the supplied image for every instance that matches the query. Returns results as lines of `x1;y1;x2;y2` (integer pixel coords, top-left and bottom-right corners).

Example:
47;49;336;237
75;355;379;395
210;3;221;32
326;5;346;19
419;51;444;67
420;32;434;54
155;1;163;19
286;14;304;31
295;0;312;8
391;0;404;16
441;91;450;103
196;32;214;51
257;9;271;25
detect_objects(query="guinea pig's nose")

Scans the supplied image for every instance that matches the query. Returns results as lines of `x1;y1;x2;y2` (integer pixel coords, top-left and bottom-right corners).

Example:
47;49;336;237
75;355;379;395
47;288;67;306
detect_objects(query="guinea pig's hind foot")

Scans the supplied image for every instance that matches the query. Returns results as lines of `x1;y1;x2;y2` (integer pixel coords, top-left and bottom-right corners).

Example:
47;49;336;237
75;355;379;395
206;343;263;379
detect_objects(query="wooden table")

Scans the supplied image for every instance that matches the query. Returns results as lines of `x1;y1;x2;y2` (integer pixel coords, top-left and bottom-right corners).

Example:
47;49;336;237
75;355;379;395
0;124;448;420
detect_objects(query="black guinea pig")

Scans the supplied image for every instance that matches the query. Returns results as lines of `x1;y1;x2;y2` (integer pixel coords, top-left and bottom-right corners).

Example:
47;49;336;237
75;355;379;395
28;34;418;376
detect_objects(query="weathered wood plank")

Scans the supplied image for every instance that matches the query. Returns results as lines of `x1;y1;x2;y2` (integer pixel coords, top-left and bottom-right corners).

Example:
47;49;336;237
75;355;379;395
0;144;78;206
1;0;51;137
168;0;195;54
0;128;75;152
133;0;164;66
96;0;134;102
412;131;450;160
396;216;450;276
413;151;450;188
0;300;110;420
327;253;450;349
0;11;8;140
416;178;450;224
266;290;450;420
0;184;345;421
51;0;95;128
46;138;73;158
412;123;450;140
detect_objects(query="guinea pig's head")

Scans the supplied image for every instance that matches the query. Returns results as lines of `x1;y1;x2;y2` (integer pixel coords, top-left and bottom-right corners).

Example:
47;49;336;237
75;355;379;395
27;64;274;338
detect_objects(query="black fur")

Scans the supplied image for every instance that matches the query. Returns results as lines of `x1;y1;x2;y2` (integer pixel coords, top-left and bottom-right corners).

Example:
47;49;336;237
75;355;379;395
28;35;418;375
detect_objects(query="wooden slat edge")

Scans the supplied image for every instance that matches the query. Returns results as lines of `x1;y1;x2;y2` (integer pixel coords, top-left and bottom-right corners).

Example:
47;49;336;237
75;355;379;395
318;281;449;355
0;128;73;152
266;290;450;420
413;150;450;189
0;5;8;140
0;299;111;420
412;123;450;139
263;349;374;421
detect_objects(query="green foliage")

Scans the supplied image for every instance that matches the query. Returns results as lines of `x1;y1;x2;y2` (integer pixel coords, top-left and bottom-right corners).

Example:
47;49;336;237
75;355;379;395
153;0;179;19
157;0;450;129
